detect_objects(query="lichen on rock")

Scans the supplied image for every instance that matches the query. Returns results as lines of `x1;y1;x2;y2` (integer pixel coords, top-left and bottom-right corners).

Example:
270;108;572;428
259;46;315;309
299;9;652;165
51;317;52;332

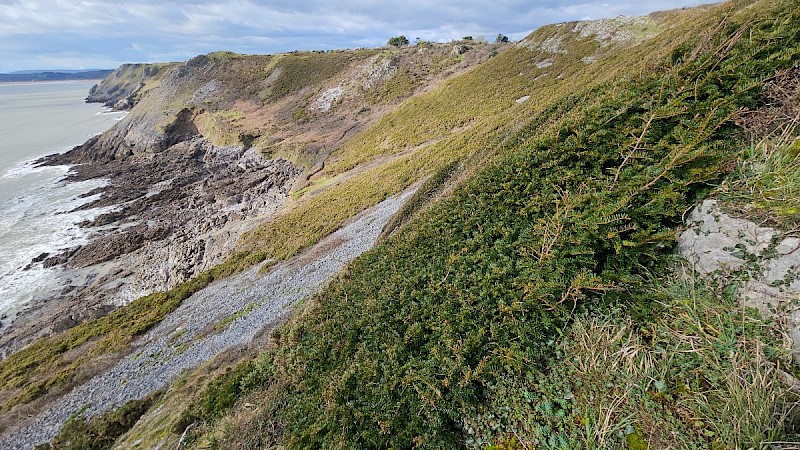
678;199;800;362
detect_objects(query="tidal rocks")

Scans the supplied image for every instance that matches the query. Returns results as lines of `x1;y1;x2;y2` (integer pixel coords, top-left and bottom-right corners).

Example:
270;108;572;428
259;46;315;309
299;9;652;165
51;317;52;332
0;136;301;359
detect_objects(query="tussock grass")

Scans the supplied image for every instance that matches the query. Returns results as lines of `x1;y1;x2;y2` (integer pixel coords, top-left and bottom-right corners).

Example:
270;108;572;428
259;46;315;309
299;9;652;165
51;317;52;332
518;269;799;449
35;391;162;450
177;1;800;448
720;134;800;230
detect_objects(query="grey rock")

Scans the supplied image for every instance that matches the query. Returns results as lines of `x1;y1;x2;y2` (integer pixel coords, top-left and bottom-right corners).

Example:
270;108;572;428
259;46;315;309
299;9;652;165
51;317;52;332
677;199;800;362
676;200;777;275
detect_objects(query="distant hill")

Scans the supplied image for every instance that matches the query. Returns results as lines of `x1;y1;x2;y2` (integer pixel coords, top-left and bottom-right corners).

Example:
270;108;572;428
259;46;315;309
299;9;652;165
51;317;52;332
0;69;113;82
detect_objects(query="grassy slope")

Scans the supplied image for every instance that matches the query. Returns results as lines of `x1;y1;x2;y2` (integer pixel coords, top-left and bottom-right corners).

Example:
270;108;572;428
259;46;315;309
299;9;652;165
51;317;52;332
0;42;498;416
236;15;654;262
18;1;800;447
178;1;800;448
45;14;669;449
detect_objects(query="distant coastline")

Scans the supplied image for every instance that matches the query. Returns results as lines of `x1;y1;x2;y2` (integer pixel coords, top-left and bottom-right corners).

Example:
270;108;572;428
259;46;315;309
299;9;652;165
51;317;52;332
0;79;105;86
0;69;112;83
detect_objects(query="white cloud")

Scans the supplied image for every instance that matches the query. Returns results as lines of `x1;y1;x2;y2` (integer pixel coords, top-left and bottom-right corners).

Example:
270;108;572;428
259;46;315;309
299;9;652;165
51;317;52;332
0;0;708;72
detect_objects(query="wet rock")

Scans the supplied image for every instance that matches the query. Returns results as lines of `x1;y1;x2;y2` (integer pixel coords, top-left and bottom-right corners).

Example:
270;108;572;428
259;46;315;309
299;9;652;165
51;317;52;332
1;136;301;359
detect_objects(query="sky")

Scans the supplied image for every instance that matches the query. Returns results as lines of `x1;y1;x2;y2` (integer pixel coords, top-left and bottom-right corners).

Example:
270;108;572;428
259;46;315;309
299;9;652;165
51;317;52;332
0;0;710;73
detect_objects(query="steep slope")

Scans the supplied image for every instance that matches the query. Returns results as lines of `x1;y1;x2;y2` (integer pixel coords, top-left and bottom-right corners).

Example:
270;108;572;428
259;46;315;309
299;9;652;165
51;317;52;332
0;41;504;440
4;0;800;448
146;1;797;448
0;42;501;356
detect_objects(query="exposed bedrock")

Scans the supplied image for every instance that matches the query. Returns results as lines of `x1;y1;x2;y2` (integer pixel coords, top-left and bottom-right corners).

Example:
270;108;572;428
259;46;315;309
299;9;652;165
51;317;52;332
0;129;301;359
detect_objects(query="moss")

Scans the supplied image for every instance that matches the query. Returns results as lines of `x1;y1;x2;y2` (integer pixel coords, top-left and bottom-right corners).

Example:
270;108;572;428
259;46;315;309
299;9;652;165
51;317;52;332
626;431;650;450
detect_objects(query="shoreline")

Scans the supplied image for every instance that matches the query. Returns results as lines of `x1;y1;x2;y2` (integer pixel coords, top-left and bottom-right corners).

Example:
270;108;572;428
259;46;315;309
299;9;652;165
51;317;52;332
0;83;130;341
0;134;303;359
0;79;105;87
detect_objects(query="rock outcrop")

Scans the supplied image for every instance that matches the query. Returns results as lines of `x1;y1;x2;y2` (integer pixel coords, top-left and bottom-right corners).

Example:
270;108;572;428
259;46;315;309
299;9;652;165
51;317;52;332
0;136;301;358
86;63;163;110
678;200;800;361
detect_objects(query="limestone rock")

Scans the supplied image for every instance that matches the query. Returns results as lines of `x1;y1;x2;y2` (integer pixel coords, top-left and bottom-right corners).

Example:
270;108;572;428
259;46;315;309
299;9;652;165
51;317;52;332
677;199;800;361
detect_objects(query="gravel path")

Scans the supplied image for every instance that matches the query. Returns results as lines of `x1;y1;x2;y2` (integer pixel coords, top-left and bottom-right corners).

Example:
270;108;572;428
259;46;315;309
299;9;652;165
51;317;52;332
0;188;414;449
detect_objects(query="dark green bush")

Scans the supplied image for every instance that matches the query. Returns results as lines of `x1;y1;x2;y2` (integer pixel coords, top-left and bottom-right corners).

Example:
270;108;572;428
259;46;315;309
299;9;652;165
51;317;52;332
37;393;160;450
388;35;410;47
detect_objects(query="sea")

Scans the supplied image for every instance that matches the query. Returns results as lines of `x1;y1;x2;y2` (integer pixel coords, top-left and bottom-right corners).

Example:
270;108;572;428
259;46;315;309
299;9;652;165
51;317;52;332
0;81;126;323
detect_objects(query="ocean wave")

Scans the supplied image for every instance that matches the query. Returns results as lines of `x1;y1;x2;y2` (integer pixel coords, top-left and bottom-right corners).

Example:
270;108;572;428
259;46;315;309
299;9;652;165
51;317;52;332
0;159;65;180
0;172;117;319
95;108;127;116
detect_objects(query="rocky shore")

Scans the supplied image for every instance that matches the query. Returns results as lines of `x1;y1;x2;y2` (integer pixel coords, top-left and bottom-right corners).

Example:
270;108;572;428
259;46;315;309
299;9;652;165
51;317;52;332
0;188;415;449
0;135;301;359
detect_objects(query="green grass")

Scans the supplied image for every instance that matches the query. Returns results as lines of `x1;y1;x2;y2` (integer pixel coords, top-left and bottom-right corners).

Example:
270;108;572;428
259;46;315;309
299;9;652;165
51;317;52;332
195;110;246;147
238;7;671;267
260;51;372;102
378;160;461;240
215;303;258;331
177;1;800;448
367;68;416;104
719;136;800;230
463;269;797;448
36;391;162;450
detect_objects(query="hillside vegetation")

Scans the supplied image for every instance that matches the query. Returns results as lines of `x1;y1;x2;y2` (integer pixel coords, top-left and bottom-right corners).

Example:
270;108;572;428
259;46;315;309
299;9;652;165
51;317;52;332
0;41;502;419
173;0;800;448
14;0;800;448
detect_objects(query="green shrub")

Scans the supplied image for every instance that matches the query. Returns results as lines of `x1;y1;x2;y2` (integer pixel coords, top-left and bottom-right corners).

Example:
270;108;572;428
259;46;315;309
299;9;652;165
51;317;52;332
388;35;410;47
36;392;160;450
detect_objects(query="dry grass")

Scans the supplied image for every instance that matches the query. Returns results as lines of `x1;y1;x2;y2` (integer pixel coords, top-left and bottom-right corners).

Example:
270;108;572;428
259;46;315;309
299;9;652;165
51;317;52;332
719;133;800;231
557;269;799;449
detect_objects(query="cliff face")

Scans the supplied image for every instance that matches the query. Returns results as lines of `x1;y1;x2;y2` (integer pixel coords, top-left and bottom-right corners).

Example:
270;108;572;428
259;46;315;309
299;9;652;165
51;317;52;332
82;45;502;166
85;63;166;110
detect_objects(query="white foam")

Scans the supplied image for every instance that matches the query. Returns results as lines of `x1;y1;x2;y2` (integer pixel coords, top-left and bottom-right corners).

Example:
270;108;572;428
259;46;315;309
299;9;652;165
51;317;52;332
0;159;63;180
95;108;127;117
0;165;118;320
